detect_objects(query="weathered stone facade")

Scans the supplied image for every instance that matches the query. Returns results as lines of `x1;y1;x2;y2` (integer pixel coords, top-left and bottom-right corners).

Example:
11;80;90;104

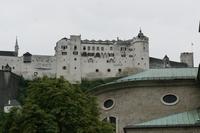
0;31;193;83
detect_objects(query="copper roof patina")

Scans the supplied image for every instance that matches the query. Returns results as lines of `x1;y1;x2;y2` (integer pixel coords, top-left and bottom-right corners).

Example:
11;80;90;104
125;109;200;129
117;68;198;82
90;68;199;93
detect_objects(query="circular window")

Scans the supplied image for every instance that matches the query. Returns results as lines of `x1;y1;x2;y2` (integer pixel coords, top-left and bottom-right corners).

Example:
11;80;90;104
161;94;179;105
103;99;115;110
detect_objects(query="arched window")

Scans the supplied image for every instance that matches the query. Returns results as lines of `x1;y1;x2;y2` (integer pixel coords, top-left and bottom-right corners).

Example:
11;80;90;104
95;53;101;58
74;45;77;50
103;116;117;133
81;52;87;57
88;58;93;63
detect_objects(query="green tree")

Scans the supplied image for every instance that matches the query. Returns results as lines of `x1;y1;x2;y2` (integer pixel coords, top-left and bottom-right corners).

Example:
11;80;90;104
3;104;58;133
3;77;113;133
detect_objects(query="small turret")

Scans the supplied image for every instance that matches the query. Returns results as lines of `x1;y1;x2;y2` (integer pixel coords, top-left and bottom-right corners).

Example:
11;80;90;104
15;37;19;56
131;29;149;69
163;55;170;68
180;52;194;67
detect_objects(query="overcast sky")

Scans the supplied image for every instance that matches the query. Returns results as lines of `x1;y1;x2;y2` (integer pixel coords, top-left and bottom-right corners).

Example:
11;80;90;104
0;0;200;66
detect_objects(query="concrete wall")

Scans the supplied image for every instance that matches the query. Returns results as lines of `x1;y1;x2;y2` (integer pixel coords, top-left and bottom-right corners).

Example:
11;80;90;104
94;80;200;133
0;70;21;108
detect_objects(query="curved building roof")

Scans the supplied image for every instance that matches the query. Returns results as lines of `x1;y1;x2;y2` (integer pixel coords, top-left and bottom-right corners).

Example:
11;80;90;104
117;68;198;82
90;68;199;93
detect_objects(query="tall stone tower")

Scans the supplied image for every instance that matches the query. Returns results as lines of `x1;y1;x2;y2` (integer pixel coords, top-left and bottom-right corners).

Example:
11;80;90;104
180;52;194;67
14;37;19;56
55;35;81;83
131;30;149;70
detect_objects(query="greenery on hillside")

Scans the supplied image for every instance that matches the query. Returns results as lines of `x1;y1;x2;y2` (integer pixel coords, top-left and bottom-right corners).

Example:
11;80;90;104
0;77;114;133
79;78;118;91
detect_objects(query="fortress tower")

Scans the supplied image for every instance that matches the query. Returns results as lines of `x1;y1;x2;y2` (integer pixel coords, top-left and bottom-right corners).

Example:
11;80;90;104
180;52;194;67
55;35;81;83
131;30;149;69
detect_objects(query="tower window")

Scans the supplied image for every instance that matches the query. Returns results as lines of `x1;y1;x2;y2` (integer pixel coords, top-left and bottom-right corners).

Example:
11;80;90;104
138;63;140;65
74;67;77;70
118;69;122;72
88;46;90;51
92;46;95;50
96;69;99;72
74;58;77;61
74;46;77;50
62;66;67;70
96;47;100;51
83;46;86;50
107;69;111;72
101;47;104;51
73;51;78;55
62;52;67;55
141;57;144;60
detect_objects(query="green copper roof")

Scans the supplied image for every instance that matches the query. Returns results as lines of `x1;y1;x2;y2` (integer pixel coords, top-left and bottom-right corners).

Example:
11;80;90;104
117;68;198;82
135;109;200;126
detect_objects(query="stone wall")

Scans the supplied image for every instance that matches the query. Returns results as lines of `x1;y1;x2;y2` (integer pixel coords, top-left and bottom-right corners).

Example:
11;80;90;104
0;70;21;108
94;80;200;133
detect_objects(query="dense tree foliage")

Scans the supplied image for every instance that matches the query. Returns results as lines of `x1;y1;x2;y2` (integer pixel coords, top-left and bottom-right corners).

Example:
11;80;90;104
1;77;113;133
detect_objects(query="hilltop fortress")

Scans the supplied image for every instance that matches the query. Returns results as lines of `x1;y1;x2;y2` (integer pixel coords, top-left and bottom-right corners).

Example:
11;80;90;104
0;30;194;83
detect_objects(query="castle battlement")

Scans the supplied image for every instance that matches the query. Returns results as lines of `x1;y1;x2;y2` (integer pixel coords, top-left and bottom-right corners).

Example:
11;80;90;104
0;30;193;83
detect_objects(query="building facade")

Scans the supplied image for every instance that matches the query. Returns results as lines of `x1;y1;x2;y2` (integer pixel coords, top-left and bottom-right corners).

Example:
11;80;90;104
0;31;193;83
90;68;200;133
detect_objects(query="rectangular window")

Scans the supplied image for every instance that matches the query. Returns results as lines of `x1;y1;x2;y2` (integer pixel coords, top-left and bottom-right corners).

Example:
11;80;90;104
92;46;95;50
88;46;90;51
62;52;67;55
